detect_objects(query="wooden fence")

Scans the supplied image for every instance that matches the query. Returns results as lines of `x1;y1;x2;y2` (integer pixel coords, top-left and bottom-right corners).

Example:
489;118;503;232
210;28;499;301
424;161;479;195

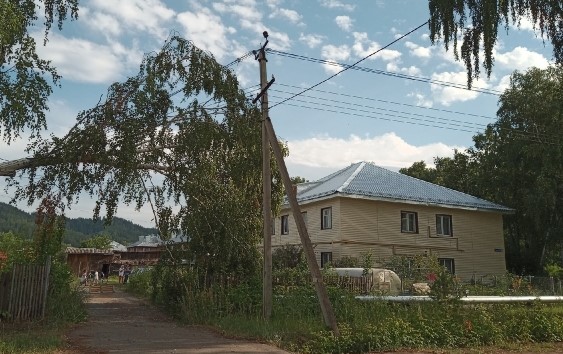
0;257;51;322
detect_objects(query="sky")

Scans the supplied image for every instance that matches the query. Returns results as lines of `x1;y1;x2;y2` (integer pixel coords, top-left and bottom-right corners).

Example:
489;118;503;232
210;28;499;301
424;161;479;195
0;0;553;227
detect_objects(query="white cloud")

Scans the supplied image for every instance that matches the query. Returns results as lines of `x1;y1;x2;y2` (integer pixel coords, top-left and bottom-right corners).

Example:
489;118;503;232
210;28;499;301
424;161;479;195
212;1;291;51
270;8;302;24
335;15;353;32
495;46;549;71
510;16;538;32
177;8;236;60
352;32;401;61
299;33;325;48
320;44;351;73
83;10;121;37
321;44;350;61
319;0;356;11
87;0;175;39
34;33;136;83
385;62;421;76
213;1;262;27
267;31;292;51
405;41;432;58
286;133;460;172
430;71;487;106
407;92;433;108
494;74;512;93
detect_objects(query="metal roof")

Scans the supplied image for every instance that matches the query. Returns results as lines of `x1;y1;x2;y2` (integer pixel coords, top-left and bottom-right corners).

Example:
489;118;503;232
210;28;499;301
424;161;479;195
65;247;114;255
291;161;513;213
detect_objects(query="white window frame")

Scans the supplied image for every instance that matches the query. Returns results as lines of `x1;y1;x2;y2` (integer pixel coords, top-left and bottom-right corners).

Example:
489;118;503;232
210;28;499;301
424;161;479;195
401;211;418;233
436;214;453;237
321;207;332;230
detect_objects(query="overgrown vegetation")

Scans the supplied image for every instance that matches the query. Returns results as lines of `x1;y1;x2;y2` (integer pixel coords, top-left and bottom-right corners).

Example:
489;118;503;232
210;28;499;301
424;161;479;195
0;202;87;353
127;252;563;353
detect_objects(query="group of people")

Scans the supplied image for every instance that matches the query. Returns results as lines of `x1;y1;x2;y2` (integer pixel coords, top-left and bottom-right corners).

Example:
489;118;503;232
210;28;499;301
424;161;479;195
79;270;106;285
79;264;131;285
118;264;132;284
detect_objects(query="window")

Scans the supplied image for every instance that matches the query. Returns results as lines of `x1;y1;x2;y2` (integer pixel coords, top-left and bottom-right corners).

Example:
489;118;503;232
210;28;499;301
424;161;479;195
301;211;308;226
281;215;289;235
321;252;332;268
438;258;455;274
436;214;453;236
401;211;418;233
321;207;332;230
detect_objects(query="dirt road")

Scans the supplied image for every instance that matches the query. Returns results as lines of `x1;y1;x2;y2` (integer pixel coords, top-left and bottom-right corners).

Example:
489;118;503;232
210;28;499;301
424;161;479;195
65;289;291;354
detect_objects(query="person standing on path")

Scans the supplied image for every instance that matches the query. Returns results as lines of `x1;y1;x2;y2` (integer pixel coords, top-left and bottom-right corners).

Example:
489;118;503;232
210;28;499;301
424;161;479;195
118;265;125;284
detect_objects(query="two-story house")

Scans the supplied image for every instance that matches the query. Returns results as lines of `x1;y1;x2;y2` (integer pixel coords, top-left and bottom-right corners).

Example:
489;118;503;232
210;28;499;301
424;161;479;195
272;161;513;281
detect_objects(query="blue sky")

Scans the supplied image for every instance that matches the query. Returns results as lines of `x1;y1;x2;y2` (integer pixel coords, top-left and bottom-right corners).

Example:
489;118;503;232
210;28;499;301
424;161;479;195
0;0;553;226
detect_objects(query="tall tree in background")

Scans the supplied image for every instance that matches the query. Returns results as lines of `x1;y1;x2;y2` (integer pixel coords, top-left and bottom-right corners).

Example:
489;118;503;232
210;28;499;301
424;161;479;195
5;36;285;278
0;0;78;142
428;0;563;87
401;66;563;274
472;66;563;273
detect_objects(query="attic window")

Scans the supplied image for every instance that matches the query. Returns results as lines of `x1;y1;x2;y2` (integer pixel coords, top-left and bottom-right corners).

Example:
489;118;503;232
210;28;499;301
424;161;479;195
401;211;418;233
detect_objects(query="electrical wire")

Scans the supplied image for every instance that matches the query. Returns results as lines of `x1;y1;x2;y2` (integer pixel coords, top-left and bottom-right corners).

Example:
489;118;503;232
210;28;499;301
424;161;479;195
270;21;427;109
268;50;502;96
275;83;497;121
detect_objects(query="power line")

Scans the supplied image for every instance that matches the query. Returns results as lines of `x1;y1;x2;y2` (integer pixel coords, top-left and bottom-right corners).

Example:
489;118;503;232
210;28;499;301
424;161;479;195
269;97;558;145
269;21;430;109
269;89;488;130
275;83;497;121
268;50;502;96
244;84;559;143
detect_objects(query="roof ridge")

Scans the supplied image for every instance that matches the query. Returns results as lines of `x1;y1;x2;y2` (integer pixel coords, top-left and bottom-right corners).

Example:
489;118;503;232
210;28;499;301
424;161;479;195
337;161;365;192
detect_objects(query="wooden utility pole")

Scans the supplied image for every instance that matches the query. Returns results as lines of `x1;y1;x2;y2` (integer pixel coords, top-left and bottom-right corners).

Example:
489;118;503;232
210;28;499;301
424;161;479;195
253;31;339;335
263;117;340;335
255;32;272;320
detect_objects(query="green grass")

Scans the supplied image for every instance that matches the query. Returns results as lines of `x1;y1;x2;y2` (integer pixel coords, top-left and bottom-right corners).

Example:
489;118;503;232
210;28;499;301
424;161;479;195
0;324;66;354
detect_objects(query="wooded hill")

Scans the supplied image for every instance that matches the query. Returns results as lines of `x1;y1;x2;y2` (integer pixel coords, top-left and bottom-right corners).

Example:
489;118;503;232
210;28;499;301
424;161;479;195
0;202;157;246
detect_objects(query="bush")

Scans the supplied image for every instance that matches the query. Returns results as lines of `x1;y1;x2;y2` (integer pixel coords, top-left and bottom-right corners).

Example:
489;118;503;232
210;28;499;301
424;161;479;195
45;258;87;325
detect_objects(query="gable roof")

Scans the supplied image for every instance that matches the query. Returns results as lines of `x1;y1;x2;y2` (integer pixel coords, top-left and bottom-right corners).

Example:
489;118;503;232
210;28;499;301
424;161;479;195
291;161;513;213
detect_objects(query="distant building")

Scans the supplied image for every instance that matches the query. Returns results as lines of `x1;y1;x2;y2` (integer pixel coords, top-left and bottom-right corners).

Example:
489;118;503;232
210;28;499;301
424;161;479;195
64;234;188;275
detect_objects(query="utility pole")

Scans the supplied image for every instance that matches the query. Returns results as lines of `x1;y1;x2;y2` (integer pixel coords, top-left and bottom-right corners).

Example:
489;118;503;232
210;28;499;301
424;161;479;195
254;31;272;320
252;31;340;335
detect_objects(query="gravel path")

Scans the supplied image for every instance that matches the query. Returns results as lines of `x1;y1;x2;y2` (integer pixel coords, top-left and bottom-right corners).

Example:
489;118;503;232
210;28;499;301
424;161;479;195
65;289;291;354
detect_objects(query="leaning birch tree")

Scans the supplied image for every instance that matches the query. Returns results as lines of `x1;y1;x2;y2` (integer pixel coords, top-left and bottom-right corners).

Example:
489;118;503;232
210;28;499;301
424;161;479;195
3;36;284;278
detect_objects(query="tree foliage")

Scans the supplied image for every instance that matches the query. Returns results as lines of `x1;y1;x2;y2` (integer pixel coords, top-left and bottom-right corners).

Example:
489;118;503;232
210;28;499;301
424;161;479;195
428;0;563;87
7;36;285;278
401;66;563;274
0;0;79;143
80;234;112;249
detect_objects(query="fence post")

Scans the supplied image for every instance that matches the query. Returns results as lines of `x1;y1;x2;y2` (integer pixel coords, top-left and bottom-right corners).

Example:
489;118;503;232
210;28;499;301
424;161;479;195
41;256;51;319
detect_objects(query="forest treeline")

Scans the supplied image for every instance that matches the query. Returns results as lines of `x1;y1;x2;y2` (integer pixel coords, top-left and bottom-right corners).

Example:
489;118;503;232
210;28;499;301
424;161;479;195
0;202;157;246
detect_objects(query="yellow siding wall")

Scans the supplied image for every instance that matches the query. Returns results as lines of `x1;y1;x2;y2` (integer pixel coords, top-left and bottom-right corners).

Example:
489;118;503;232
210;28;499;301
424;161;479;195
272;198;342;266
272;196;507;281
